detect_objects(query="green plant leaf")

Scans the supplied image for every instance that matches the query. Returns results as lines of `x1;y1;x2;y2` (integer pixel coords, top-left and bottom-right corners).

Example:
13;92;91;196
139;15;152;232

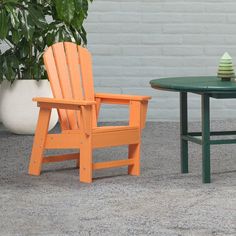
79;26;87;45
71;11;84;29
72;30;82;45
5;5;20;29
11;29;22;44
10;55;20;69
55;0;75;24
2;55;16;82
32;63;40;80
28;4;47;29
0;52;3;83
0;0;92;82
81;0;89;17
0;9;9;39
2;0;19;3
19;9;35;40
17;42;30;58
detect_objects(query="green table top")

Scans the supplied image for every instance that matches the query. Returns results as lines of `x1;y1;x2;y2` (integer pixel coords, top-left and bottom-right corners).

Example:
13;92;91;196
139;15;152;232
150;76;236;93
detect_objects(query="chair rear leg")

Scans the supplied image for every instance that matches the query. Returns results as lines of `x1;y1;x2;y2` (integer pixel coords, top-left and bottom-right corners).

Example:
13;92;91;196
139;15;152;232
128;143;141;176
28;108;51;176
80;136;93;183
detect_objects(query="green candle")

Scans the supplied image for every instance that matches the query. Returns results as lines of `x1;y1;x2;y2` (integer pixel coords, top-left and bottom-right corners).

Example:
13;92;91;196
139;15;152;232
217;52;235;81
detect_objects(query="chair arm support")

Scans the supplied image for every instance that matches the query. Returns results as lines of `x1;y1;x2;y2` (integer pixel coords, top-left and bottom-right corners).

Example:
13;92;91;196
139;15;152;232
129;100;149;129
33;97;96;110
95;93;150;129
95;93;151;105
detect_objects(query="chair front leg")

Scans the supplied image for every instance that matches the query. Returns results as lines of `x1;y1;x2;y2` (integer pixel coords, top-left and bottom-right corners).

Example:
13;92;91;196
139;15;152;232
79;106;93;183
80;135;93;183
128;143;141;176
28;108;51;176
128;101;144;176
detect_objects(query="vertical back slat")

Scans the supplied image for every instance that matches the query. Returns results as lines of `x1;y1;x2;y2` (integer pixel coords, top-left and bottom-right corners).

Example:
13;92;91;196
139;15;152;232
52;43;78;129
64;42;84;128
78;46;97;127
64;42;83;99
78;47;95;100
43;47;69;130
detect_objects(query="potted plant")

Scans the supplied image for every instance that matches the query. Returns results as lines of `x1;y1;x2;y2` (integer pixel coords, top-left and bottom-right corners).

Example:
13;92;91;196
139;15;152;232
0;0;92;134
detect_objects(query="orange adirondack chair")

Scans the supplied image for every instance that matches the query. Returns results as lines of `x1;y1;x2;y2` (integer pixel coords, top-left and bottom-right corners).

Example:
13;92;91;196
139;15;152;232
28;42;151;183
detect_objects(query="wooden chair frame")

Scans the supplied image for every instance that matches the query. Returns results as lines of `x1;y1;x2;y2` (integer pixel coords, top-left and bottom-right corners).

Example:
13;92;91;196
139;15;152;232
28;42;151;183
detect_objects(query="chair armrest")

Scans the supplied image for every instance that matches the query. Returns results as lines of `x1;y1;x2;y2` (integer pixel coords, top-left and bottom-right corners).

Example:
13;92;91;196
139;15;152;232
33;97;96;110
95;93;151;105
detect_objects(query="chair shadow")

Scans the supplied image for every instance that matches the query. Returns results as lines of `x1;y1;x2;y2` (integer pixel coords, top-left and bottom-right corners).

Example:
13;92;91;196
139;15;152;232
42;166;128;181
1;166;235;189
212;169;236;175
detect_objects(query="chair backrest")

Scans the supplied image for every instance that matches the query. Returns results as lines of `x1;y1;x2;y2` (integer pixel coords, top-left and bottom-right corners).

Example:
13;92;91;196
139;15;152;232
43;42;97;130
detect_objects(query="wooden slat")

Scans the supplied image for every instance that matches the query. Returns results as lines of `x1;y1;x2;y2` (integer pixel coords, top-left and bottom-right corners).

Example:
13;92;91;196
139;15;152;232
95;93;151;101
37;103;81;111
62;126;138;134
62;129;81;134
52;43;78;129
33;97;96;106
64;42;83;99
43;153;80;163
93;159;134;170
45;133;82;149
43;47;69;130
98;98;130;105
78;46;97;127
92;128;140;148
64;42;84;128
78;47;95;100
94;126;139;133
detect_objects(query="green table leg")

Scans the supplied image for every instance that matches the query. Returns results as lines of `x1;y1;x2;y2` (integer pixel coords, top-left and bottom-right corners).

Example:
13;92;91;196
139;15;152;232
201;94;211;183
180;92;188;173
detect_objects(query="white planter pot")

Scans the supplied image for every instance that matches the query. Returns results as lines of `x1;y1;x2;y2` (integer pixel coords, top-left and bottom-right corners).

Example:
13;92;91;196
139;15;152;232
0;80;58;134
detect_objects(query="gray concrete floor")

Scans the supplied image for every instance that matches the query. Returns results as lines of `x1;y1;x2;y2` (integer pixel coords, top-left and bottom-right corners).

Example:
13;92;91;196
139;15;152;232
0;121;235;236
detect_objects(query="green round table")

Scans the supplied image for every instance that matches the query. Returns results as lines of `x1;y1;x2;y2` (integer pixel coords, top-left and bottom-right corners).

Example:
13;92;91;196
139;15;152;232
150;76;236;183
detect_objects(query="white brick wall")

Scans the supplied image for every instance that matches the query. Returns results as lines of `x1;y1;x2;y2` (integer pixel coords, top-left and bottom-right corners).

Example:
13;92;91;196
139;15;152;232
85;0;236;121
1;0;236;122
